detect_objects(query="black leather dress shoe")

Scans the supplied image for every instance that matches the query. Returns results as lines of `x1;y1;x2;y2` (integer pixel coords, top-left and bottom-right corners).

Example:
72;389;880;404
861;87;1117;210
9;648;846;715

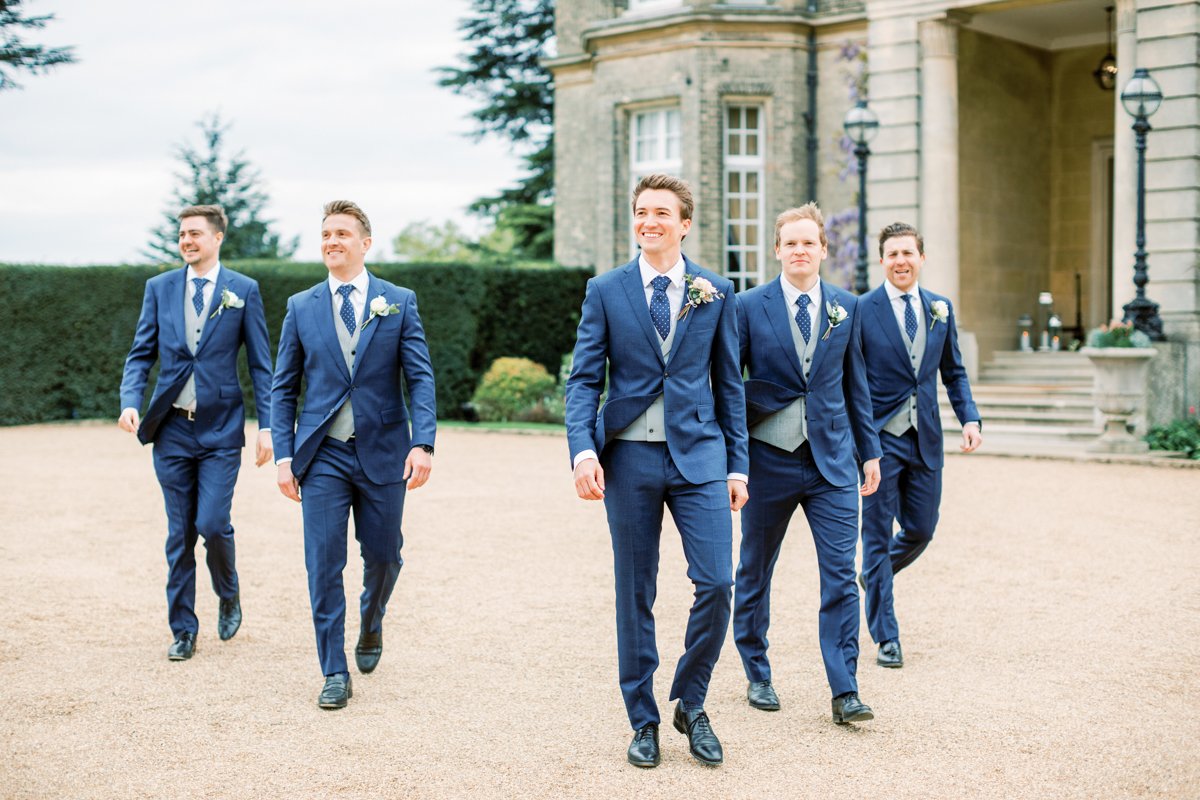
355;629;383;674
167;631;196;661
217;593;242;641
831;692;874;724
318;674;352;709
627;723;660;768
877;639;903;668
747;679;780;711
673;701;723;766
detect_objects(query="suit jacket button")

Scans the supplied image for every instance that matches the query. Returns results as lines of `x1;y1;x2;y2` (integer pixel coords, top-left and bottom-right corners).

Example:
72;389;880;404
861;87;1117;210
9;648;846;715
664;372;669;378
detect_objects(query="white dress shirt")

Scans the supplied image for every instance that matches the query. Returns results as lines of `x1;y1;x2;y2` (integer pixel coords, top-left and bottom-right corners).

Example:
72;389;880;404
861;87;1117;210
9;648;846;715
186;263;220;319
884;279;923;336
573;255;746;484
328;269;370;328
779;273;822;339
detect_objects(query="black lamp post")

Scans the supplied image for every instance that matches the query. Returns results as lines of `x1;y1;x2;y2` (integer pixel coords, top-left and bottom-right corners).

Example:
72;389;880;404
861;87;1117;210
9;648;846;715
843;100;879;295
1120;68;1165;340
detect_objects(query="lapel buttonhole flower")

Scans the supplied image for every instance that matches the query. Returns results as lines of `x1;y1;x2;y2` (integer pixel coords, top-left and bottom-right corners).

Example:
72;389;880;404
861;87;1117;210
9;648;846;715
929;299;949;330
678;274;725;320
210;288;245;319
822;300;848;340
362;294;401;330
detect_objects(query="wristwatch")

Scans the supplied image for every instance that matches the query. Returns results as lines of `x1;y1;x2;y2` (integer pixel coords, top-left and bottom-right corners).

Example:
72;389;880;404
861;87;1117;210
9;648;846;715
418;444;434;455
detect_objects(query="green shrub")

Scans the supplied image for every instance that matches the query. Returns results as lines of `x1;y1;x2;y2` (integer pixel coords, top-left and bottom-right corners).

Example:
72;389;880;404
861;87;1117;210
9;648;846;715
1145;415;1200;460
0;261;591;426
1086;320;1153;348
471;357;558;422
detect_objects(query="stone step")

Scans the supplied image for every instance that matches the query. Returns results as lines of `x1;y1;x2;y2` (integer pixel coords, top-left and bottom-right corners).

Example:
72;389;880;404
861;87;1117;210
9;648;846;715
939;420;1103;441
979;365;1094;382
940;408;1095;427
988;351;1091;364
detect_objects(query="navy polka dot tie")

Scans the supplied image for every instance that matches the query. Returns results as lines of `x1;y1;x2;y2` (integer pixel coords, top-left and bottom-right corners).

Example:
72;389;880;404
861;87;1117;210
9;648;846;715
902;293;918;341
650;275;671;340
337;284;356;334
795;293;811;343
192;278;206;316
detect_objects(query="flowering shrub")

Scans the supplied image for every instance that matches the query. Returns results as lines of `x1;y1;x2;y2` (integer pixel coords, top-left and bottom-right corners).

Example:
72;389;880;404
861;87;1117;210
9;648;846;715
471;357;559;423
1086;320;1153;348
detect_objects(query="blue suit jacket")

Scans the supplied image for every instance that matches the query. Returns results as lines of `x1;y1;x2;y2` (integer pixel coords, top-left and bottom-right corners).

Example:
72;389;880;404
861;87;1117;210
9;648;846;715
270;273;437;484
120;266;273;448
565;256;749;485
737;277;880;487
860;284;980;469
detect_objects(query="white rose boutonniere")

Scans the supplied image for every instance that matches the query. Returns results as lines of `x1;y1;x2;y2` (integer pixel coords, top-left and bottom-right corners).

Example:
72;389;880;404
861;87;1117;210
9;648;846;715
678;274;725;320
209;288;245;319
362;294;401;330
822;300;848;340
929;299;949;330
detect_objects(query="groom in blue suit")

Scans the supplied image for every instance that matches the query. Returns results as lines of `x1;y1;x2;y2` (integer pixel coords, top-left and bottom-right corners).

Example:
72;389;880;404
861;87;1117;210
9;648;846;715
119;204;274;661
271;200;436;709
732;204;881;724
565;174;748;768
859;222;981;670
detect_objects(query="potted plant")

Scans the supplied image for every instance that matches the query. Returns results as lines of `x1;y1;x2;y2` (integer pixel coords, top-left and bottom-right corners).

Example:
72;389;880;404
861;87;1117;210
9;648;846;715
1081;321;1156;453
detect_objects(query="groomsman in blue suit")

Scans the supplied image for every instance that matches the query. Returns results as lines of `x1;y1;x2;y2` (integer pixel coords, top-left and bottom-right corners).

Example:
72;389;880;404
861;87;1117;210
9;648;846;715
859;222;982;669
565;174;749;768
119;204;274;661
732;203;882;724
271;200;436;709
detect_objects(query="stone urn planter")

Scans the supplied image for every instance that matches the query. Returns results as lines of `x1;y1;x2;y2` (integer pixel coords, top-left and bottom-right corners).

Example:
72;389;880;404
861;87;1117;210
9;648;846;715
1081;346;1157;453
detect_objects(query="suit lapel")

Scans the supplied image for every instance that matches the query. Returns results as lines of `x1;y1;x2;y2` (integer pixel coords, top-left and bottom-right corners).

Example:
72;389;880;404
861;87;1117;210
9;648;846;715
352;273;383;379
620;260;667;366
806;281;834;382
169;268;189;352
919;287;943;379
665;257;702;366
765;276;806;384
312;282;352;382
872;285;911;365
195;268;232;356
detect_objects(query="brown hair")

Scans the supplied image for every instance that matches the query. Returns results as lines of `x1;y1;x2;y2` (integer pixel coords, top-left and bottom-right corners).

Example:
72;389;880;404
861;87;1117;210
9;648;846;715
178;205;227;235
323;199;372;237
878;222;924;257
774;202;827;248
632;173;694;221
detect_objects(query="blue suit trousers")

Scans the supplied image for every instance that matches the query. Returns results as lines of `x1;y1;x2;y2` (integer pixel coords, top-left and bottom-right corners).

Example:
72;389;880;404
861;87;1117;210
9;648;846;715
734;440;861;697
301;438;404;678
860;428;942;644
152;413;241;636
601;440;733;730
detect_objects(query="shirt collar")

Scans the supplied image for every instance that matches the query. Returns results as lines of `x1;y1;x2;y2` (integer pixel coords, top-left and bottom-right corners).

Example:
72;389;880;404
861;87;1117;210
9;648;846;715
186;263;221;284
638;254;686;288
328;269;370;296
885;280;921;302
779;274;822;308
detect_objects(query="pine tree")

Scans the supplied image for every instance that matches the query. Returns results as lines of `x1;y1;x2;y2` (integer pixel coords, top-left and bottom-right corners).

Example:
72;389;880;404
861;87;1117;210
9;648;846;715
145;114;298;263
0;0;76;92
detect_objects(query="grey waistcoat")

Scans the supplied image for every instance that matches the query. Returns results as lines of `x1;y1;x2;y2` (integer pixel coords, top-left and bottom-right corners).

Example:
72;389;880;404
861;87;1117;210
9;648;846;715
326;301;362;442
750;294;817;451
173;284;210;411
615;308;678;442
882;298;927;436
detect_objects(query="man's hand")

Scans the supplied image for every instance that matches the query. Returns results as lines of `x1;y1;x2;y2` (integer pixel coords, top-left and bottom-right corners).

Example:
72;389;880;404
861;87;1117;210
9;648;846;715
961;422;983;453
404;447;432;489
117;407;140;434
860;458;881;496
277;462;301;503
574;458;605;500
255;430;273;467
728;479;748;512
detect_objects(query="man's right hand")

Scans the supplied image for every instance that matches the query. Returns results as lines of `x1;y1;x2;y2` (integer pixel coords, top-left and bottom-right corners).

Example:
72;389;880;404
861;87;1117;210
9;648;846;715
117;407;140;434
277;462;301;503
573;458;605;501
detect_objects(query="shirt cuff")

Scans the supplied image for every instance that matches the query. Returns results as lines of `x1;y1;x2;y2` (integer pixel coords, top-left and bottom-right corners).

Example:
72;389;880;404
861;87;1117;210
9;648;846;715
258;428;271;433
572;450;599;470
727;473;748;484
275;457;293;465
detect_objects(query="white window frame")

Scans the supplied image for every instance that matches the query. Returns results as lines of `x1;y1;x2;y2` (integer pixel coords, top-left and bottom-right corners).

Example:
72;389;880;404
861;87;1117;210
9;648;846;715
626;0;683;16
629;106;683;257
724;103;766;291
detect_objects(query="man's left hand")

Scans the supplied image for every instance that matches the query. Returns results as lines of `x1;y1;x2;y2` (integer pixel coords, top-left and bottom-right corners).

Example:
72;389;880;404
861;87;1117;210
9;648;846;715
961;422;982;453
860;458;881;496
728;479;748;512
255;430;273;467
404;447;432;489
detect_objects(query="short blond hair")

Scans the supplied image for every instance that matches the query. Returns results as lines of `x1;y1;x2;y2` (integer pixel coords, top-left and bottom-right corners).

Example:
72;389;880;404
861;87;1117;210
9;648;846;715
178;204;227;235
774;203;827;248
322;199;371;237
632;173;694;221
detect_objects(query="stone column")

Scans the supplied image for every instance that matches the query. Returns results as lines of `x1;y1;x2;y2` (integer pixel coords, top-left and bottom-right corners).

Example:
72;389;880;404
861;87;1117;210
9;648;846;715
919;18;976;376
1110;0;1137;322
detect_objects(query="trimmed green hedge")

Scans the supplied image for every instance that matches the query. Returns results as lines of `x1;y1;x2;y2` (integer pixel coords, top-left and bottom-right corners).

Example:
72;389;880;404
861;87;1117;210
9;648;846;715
0;261;591;426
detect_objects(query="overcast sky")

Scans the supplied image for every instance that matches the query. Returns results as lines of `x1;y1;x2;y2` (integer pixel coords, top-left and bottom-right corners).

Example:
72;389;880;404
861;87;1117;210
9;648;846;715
0;1;528;264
